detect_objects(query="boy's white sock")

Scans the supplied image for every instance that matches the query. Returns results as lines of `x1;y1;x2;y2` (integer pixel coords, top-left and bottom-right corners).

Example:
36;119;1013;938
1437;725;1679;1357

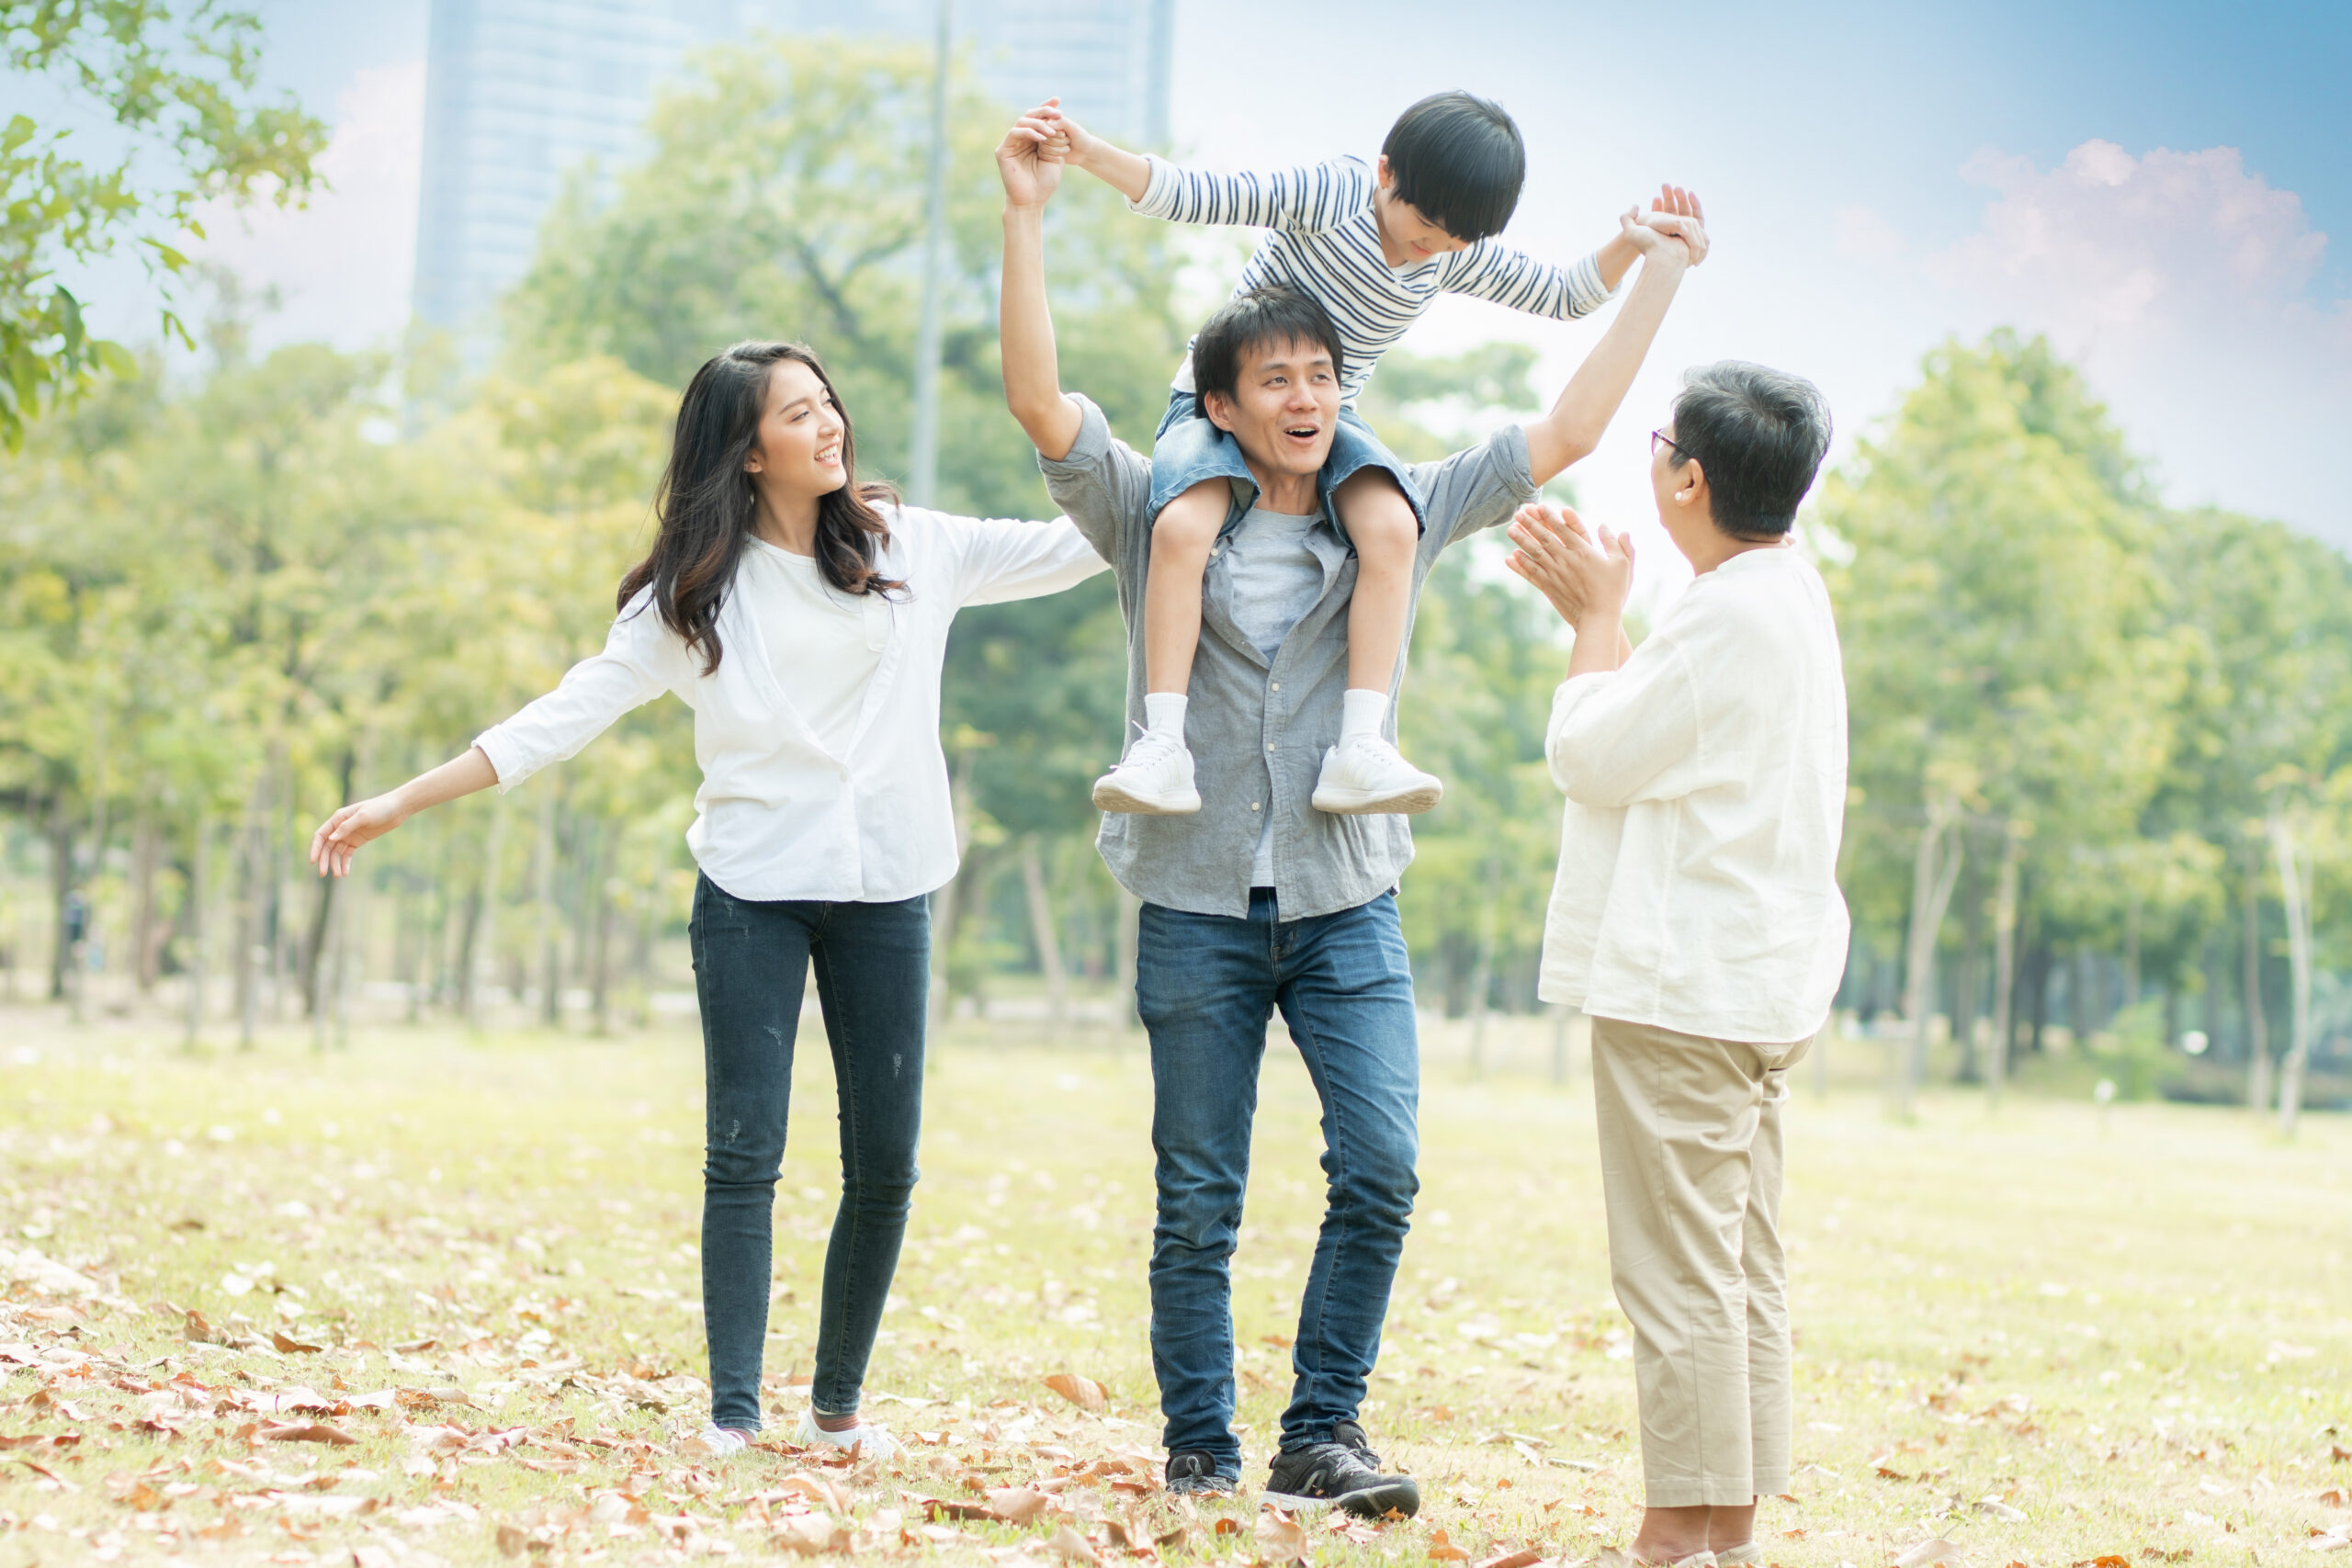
1340;688;1389;739
1144;692;1189;740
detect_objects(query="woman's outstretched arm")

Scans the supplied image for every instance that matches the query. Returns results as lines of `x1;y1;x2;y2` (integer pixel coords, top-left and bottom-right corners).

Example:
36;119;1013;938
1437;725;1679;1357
310;747;498;878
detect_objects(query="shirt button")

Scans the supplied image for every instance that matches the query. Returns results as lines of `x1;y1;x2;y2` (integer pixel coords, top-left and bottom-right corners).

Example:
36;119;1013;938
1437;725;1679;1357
1250;802;1261;812
1270;682;1280;691
1265;743;1274;753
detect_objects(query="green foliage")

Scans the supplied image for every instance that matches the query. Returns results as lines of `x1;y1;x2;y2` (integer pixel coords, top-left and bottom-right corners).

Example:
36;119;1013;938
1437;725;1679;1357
1;3;327;450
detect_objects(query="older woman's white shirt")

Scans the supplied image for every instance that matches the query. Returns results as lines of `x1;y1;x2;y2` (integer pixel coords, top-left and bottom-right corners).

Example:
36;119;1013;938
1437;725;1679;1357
473;506;1106;903
1537;547;1851;1044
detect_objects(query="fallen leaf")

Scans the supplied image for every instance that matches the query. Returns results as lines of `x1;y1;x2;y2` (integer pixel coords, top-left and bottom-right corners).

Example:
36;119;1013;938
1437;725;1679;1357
1044;1372;1108;1412
1050;1524;1102;1564
1211;1516;1244;1536
1255;1508;1307;1563
1427;1527;1471;1563
496;1520;529;1557
778;1472;848;1514
773;1513;848;1555
989;1486;1053;1525
1475;1551;1544;1568
392;1338;438;1354
270;1331;323;1354
1977;1498;2028;1523
2324;1490;2349;1508
1896;1542;1969;1568
182;1310;219;1344
2308;1537;2350;1556
261;1424;357;1447
2070;1558;2133;1568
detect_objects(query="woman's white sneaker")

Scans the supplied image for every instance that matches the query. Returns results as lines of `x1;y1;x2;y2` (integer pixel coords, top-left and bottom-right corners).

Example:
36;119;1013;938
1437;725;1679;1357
1310;735;1442;815
793;1409;901;1461
1091;729;1202;815
685;1423;753;1459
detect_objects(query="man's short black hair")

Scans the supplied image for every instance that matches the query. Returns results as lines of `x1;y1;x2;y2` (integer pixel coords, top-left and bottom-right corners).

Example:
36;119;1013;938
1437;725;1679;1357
1668;362;1834;539
1381;91;1525;243
1192;286;1345;405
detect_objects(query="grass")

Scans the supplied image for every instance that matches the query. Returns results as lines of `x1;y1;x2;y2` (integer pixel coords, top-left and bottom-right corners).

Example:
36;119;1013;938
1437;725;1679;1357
1;998;2347;1567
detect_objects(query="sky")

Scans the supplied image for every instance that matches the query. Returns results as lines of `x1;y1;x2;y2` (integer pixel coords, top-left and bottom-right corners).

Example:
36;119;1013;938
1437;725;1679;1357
30;0;2352;581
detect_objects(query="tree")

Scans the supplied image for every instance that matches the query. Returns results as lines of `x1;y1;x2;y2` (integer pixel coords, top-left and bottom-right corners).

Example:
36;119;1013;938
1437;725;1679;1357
2;2;326;448
1821;332;2184;1111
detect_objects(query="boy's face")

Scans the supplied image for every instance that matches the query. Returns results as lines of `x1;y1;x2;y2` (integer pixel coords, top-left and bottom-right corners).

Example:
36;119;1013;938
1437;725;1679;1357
1374;157;1474;262
1202;336;1343;483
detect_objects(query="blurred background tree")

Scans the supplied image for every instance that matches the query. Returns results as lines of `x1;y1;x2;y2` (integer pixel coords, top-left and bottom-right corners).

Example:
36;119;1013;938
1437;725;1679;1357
2;1;327;448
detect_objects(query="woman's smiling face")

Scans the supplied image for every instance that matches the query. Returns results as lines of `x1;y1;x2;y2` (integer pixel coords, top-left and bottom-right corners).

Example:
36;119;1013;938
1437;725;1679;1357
743;359;848;498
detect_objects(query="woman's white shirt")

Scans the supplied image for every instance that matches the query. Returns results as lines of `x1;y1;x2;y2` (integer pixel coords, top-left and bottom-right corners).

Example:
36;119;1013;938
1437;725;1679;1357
737;537;879;757
1536;548;1851;1044
472;506;1107;904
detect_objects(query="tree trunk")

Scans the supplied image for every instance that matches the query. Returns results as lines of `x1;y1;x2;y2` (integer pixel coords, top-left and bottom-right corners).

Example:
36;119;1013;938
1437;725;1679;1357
47;795;75;1003
1467;855;1502;1077
589;865;614;1037
182;815;209;1049
2269;807;2313;1136
1897;794;1963;1118
2025;938;2052;1055
1020;836;1068;1028
132;802;161;992
929;749;980;1033
235;766;271;1049
1952;846;1986;1083
468;790;507;1032
301;750;356;1018
2121;890;2142;1028
536;784;560;1027
1986;821;2023;1109
2243;844;2269;1114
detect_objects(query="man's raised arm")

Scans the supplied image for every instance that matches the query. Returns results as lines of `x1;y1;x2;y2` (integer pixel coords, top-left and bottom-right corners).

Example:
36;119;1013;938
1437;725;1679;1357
997;113;1084;462
1522;214;1696;489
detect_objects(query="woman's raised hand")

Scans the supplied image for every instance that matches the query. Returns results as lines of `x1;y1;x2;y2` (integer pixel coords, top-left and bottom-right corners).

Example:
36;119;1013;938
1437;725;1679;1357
997;101;1070;209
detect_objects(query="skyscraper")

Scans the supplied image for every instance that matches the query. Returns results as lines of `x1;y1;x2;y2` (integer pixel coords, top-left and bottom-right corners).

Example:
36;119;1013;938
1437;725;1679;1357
411;0;1173;345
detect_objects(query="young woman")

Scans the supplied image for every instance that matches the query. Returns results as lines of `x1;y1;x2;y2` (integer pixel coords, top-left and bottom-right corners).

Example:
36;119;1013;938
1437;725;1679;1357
310;341;1105;1457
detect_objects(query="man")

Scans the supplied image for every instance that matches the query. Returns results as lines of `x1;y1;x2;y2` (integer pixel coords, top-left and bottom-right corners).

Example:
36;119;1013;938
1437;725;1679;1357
993;109;1696;1515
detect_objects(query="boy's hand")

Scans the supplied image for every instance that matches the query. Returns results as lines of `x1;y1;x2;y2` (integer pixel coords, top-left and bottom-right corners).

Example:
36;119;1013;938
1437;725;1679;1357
1635;185;1709;265
996;104;1069;209
1028;100;1110;168
1507;502;1634;636
1618;206;1694;269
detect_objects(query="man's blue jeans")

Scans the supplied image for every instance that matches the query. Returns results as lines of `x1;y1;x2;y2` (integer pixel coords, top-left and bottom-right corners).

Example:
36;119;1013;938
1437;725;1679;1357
1136;888;1420;1475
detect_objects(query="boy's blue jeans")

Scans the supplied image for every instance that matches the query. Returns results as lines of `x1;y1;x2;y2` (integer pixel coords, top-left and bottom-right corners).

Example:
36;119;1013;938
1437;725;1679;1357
1136;888;1420;1475
1148;390;1427;536
688;874;928;1430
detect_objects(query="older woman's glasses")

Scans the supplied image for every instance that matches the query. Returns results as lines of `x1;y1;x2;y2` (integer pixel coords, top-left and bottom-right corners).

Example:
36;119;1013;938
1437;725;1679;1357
1650;429;1685;458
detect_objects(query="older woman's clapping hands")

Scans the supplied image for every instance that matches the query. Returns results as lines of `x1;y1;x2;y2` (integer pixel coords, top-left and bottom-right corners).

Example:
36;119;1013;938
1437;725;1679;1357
1507;502;1637;677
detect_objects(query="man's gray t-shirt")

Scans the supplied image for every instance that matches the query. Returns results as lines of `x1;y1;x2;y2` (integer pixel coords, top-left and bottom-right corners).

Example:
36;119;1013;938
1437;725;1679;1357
1224;504;1329;886
1040;395;1540;920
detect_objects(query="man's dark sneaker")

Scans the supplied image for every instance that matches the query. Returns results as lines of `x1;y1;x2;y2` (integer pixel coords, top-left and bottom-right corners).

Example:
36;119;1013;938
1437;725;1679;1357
1165;1450;1238;1497
1262;1424;1419;1519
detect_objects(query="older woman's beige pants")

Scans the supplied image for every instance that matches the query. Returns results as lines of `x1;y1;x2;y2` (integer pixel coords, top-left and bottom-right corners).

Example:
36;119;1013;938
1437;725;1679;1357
1589;1016;1809;1508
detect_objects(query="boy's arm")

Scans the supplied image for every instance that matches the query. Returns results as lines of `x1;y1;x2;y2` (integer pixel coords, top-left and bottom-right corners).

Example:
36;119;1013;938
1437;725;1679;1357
996;114;1084;462
1591;185;1708;289
1521;218;1691;488
1037;102;1363;233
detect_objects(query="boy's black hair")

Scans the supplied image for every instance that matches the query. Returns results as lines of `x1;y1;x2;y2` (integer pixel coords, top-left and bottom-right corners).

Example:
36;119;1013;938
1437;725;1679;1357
1667;362;1834;539
1192;286;1345;405
1381;91;1525;243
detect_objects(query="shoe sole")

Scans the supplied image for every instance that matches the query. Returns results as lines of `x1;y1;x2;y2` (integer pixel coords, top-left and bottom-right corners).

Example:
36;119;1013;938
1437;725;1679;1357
1261;1478;1421;1519
1309;781;1442;816
1092;779;1203;815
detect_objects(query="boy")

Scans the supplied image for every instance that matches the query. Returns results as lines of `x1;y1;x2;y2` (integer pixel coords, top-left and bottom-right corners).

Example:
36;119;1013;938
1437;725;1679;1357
1503;364;1847;1568
1036;91;1706;817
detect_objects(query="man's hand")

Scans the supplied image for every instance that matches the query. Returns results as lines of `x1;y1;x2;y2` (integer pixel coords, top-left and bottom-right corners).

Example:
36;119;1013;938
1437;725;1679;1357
1617;204;1696;269
996;103;1069;209
1634;185;1709;265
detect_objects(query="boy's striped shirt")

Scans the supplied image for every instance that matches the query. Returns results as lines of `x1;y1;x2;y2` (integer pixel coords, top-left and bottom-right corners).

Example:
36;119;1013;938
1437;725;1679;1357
1133;153;1614;405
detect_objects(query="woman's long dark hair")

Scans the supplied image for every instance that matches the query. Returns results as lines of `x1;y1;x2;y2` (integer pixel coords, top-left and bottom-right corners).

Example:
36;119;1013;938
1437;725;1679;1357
617;341;903;675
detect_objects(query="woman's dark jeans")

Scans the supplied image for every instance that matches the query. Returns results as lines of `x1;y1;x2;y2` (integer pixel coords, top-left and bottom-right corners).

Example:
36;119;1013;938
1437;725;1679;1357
688;874;928;1430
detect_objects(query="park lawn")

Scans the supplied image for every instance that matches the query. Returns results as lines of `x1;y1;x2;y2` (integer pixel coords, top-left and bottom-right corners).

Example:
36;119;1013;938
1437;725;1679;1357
1;1007;2347;1568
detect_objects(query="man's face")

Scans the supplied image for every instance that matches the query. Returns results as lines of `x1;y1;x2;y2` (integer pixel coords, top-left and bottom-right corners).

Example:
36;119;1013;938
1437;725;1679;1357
1201;336;1342;484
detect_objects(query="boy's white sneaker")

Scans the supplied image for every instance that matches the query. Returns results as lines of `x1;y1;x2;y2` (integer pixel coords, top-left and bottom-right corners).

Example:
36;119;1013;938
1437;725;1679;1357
1311;735;1443;815
792;1409;901;1462
1091;729;1202;815
684;1423;753;1459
